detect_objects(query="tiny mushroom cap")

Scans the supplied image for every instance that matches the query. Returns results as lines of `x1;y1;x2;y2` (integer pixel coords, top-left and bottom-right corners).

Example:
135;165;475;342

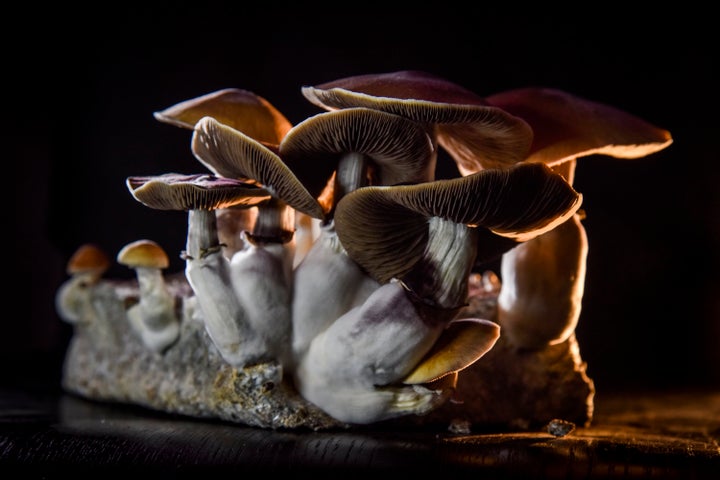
66;243;111;278
486;87;673;171
153;88;292;144
191;116;325;220
279;107;436;215
117;239;170;270
402;318;500;385
334;162;583;285
301;70;534;174
126;173;272;211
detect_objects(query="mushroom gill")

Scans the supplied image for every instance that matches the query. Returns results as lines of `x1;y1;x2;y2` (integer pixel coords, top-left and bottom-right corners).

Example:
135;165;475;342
301;70;534;174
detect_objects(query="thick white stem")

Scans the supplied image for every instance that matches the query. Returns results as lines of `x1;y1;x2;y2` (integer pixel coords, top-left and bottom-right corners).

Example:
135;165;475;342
404;217;478;311
294;281;446;424
497;213;588;349
291;222;380;361
230;241;294;371
185;209;269;366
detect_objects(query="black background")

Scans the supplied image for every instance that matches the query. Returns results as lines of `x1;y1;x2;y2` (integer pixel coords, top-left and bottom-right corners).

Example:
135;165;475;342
10;6;719;393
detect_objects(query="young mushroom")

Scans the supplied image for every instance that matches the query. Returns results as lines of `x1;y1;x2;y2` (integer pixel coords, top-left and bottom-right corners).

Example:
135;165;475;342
278;107;436;361
190;116;325;370
483;87;673;349
126;173;274;367
55;243;111;325
300;70;534;174
116;239;179;353
293;162;582;424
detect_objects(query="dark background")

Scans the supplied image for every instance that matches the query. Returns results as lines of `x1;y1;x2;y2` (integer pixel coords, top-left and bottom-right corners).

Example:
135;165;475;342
10;6;719;394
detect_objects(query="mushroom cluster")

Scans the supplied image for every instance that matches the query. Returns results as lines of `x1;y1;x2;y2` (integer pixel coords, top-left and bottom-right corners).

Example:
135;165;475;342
56;71;672;426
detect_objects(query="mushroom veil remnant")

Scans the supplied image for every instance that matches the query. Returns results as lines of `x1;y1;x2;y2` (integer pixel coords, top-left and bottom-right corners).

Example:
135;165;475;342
55;72;672;430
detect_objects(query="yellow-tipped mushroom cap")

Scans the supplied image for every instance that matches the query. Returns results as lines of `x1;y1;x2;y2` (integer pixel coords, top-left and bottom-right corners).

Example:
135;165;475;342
117;239;170;270
486;87;673;169
154;88;292;144
66;243;111;277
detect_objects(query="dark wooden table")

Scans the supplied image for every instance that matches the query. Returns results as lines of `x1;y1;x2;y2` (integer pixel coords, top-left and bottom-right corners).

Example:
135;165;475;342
1;381;718;479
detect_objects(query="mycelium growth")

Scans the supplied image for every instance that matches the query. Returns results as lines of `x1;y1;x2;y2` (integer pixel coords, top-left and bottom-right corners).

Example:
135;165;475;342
56;71;673;431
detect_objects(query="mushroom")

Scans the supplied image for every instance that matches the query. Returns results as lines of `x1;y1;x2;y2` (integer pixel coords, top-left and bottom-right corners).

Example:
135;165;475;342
153;88;292;144
277;107;436;360
300;70;534;175
55;243;111;325
154;88;294;258
126;172;274;367
116;239;179;353
293;162;582;423
483;87;673;349
190;116;325;369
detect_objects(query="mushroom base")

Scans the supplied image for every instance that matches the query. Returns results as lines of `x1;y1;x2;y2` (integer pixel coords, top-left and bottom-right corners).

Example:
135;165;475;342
59;273;594;431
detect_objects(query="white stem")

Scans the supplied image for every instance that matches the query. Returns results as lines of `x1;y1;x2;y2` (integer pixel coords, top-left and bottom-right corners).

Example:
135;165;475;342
404;217;478;311
55;273;99;325
291;222;380;361
230;240;295;371
497;213;588;349
184;209;269;366
294;281;446;424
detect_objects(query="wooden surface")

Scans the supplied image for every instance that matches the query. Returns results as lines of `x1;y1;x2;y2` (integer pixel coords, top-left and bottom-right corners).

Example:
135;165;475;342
1;383;718;478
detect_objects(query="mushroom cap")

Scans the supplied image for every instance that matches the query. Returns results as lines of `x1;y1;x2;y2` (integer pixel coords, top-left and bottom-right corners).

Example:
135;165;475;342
334;162;582;283
191;116;325;220
117;239;170;269
153;88;292;144
279;107;435;206
301;70;534;171
66;243;111;276
486;87;673;168
126;173;271;211
402;318;500;384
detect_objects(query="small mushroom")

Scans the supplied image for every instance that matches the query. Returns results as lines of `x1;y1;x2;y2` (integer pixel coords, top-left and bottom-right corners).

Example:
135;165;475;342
301;70;534;175
116;239;179;353
485;87;673;348
126;173;273;367
277;107;436;360
55;243;111;325
293;163;582;424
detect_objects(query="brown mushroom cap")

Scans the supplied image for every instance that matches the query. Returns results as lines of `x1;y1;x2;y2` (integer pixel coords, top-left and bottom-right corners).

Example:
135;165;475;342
301;70;534;172
486;87;673;168
278;107;435;209
191;116;325;220
334;162;582;283
66;243;111;277
153;88;292;144
117;239;170;270
126;173;271;211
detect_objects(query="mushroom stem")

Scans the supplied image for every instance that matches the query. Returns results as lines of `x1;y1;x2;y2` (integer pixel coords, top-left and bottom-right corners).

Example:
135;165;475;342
291;221;380;362
229;199;297;371
133;266;177;330
497;212;588;349
184;209;270;366
294;281;451;424
401;217;478;315
333;152;372;206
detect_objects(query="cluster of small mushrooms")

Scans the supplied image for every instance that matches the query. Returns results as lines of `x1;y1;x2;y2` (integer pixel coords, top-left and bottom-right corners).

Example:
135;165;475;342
56;71;672;424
